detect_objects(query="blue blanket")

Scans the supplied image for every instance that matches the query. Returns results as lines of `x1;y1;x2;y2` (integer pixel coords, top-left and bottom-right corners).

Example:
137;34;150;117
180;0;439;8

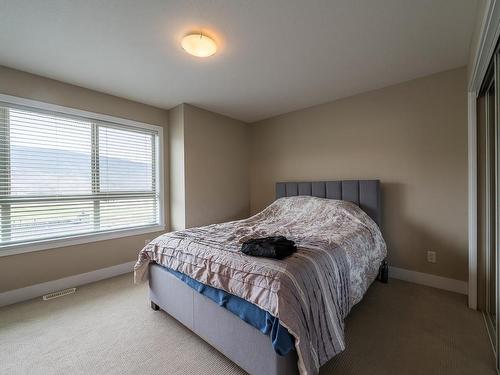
166;267;295;356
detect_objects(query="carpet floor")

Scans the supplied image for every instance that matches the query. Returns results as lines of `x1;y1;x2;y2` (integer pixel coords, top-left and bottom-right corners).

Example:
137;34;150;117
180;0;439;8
0;274;496;375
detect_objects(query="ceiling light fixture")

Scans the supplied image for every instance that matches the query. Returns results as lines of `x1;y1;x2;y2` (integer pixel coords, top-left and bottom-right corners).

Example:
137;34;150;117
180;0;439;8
181;32;217;57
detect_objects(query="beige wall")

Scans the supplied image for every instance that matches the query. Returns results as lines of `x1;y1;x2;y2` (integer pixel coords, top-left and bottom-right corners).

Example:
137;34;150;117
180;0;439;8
168;105;186;231
169;104;250;229
0;66;169;292
0;64;468;290
468;0;489;85
184;104;249;227
249;67;468;281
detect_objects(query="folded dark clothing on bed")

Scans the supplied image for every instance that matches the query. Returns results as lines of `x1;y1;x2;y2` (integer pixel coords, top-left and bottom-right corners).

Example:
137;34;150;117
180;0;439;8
241;236;297;259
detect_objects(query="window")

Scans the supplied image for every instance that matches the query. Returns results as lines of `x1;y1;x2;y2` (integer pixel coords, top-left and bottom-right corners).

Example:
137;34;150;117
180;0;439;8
0;98;163;254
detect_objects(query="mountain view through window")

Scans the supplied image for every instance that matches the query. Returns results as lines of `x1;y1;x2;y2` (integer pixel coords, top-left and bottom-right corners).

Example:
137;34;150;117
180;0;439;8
0;104;160;249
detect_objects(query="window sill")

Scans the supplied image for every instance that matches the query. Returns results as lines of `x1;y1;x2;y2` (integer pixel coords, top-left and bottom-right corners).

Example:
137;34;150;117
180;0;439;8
0;225;166;257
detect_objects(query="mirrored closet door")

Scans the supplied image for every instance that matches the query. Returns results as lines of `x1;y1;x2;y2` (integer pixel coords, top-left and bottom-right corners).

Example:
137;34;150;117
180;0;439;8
477;49;500;369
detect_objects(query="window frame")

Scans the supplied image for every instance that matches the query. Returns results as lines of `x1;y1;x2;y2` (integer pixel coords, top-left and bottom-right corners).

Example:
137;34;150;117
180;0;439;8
0;93;165;257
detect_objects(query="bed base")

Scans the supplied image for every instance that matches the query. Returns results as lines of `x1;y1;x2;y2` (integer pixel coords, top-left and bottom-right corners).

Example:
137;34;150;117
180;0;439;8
149;260;388;375
150;301;160;310
378;259;389;283
149;263;299;375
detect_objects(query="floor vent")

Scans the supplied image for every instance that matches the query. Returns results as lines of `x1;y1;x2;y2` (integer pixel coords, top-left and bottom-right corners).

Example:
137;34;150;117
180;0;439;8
42;287;76;301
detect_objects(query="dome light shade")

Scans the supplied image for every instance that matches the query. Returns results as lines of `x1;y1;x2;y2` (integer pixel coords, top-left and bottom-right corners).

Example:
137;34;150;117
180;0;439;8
181;33;217;57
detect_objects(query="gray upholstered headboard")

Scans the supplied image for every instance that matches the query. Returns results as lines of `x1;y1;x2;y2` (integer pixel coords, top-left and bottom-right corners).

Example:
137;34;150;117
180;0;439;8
276;180;381;227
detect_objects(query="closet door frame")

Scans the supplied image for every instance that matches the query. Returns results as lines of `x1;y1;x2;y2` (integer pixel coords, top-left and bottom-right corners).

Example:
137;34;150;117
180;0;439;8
484;72;495;338
480;59;498;361
494;52;500;367
468;2;500;371
468;0;500;314
477;48;500;372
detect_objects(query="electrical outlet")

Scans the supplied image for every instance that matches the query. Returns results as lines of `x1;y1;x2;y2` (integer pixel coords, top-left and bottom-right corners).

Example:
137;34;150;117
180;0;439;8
427;250;437;263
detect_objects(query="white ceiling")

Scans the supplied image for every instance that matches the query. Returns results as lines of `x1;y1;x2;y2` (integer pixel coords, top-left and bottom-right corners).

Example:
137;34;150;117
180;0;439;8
0;0;478;122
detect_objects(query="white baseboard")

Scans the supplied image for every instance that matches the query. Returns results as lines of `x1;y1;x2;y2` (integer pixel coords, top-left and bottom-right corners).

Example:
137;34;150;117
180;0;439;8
0;261;136;307
390;266;468;295
0;262;467;307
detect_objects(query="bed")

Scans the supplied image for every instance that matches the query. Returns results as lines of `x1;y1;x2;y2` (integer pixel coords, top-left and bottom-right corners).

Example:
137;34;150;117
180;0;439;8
134;180;387;375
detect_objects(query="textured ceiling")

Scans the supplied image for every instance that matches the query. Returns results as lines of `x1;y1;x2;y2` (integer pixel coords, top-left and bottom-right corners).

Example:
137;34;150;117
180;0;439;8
0;0;478;122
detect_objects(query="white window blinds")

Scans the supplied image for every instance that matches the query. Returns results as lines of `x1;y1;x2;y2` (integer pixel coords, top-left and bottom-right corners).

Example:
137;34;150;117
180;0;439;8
0;103;161;250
